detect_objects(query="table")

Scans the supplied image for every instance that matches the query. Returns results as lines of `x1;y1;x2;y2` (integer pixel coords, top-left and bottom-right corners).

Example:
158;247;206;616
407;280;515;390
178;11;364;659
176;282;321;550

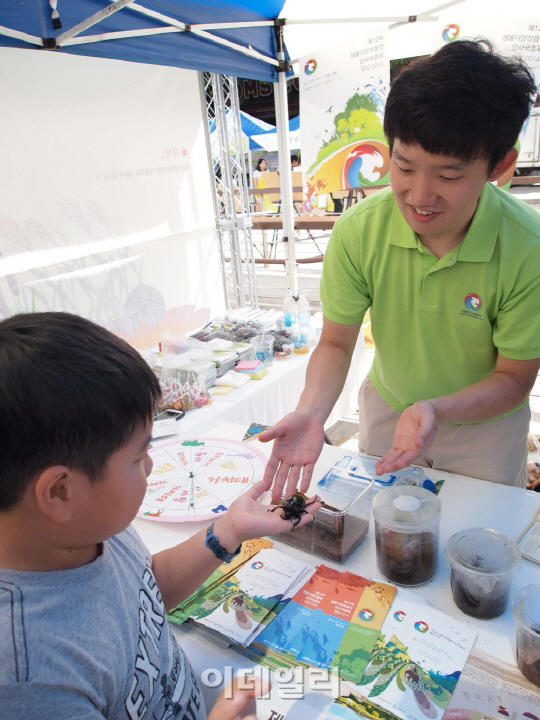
134;421;540;717
251;214;338;232
166;342;366;440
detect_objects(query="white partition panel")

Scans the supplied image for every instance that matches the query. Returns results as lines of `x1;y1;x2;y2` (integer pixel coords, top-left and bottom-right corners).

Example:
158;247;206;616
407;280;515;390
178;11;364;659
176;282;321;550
0;48;224;347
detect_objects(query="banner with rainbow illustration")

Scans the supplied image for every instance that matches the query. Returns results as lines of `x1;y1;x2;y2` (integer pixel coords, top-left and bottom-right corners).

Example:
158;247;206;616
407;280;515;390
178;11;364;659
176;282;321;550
434;16;540;189
299;29;390;201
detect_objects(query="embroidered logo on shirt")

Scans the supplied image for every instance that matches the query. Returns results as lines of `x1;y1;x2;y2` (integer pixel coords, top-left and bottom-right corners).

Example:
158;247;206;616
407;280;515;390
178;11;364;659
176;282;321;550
460;293;483;320
464;293;482;311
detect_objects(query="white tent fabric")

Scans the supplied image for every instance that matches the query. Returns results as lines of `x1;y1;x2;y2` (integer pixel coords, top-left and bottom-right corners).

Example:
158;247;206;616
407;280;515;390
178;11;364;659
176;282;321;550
280;0;540;61
251;125;300;153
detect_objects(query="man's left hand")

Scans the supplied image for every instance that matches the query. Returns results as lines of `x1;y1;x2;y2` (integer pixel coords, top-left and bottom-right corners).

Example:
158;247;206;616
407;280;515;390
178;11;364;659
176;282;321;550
375;400;439;475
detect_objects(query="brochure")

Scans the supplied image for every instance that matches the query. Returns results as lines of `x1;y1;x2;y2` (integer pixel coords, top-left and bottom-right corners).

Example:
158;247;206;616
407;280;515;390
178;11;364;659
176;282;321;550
443;649;540;719
194;548;314;644
517;505;540;565
331;591;476;720
252;565;397;681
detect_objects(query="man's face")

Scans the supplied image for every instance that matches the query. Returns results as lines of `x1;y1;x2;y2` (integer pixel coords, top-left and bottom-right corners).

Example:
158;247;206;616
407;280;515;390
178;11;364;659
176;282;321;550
390;140;492;248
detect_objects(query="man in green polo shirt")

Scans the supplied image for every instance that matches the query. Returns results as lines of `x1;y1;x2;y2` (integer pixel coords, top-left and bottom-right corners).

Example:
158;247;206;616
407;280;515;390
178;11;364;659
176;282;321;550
261;40;540;495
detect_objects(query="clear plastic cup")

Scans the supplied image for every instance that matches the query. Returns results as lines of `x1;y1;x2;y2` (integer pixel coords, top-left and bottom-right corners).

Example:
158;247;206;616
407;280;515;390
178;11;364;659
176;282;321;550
513;585;540;687
446;528;520;619
250;335;274;367
373;486;441;586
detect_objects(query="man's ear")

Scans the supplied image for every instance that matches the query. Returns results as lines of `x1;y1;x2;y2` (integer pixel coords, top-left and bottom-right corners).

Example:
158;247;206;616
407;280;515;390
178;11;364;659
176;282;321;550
34;466;79;523
488;147;518;183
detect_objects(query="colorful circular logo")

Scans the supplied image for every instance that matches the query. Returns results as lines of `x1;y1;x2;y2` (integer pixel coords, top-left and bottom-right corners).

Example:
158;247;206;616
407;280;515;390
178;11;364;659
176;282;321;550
394;611;406;622
251;561;264;570
464;293;482;311
414;621;429;633
442;24;460;42
342;141;391;188
304;59;317;75
359;609;375;622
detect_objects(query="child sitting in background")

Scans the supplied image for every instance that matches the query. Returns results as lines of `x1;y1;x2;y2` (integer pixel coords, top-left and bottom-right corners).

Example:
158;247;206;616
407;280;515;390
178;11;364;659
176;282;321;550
0;311;320;720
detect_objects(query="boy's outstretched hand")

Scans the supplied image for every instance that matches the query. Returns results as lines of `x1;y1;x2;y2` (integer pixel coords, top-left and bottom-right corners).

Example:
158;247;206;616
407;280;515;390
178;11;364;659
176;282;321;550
213;478;321;554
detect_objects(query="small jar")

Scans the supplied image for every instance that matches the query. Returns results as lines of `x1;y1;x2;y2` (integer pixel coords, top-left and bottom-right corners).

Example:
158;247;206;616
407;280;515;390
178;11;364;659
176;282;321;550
446;528;520;619
373;486;441;586
513;585;540;687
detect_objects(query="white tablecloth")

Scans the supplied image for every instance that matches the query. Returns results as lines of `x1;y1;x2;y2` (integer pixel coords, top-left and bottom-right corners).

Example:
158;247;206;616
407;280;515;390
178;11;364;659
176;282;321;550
135;420;540;717
171;334;367;439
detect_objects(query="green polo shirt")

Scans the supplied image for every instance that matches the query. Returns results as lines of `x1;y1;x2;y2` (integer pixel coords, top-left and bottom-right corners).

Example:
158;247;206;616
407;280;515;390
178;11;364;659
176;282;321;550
320;183;540;416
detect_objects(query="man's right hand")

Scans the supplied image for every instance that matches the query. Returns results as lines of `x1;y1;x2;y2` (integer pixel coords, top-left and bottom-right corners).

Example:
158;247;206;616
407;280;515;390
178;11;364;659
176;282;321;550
258;412;325;502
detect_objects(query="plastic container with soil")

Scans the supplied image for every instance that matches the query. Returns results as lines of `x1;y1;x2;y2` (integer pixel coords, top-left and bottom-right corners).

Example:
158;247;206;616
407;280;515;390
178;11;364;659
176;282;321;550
446;527;520;619
373;486;441;586
271;467;373;563
513;584;540;687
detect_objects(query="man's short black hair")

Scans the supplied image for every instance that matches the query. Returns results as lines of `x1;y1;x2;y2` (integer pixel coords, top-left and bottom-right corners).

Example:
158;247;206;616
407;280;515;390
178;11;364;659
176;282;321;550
0;312;161;510
384;40;537;172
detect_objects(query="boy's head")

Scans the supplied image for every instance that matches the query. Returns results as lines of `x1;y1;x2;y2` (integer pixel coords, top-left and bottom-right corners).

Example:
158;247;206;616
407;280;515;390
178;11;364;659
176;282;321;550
0;312;161;512
384;40;537;173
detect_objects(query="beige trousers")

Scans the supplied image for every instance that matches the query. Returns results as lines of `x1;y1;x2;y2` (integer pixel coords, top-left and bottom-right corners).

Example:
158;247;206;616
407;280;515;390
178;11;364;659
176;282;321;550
357;376;529;487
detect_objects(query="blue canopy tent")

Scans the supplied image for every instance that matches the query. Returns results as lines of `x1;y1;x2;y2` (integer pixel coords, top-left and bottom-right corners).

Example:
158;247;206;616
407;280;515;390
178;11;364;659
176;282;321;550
0;0;288;81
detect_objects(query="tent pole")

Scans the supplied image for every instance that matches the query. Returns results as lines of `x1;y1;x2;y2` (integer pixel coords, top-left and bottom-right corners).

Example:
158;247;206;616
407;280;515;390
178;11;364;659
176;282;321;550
274;23;297;296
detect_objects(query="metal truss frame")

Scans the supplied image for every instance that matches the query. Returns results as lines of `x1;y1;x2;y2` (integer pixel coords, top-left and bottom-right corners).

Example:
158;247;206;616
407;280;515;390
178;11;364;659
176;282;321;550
200;72;258;309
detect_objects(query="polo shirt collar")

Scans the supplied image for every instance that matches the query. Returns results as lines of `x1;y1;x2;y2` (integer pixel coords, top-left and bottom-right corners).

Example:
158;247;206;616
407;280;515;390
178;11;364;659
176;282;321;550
389;182;500;262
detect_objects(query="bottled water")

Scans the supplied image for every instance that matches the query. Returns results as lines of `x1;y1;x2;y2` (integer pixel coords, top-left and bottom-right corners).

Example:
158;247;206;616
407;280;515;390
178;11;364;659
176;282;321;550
283;289;297;328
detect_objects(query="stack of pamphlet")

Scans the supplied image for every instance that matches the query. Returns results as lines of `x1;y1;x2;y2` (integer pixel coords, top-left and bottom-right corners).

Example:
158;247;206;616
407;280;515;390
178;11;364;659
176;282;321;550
328;591;477;720
168;546;397;688
228;342;256;362
211;350;238;377
168;537;274;628
176;360;217;389
241;564;397;683
169;544;314;649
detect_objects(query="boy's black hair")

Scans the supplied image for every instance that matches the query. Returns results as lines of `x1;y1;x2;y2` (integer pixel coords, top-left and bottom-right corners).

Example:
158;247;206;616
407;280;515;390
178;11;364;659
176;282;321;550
0;312;161;510
384;40;537;172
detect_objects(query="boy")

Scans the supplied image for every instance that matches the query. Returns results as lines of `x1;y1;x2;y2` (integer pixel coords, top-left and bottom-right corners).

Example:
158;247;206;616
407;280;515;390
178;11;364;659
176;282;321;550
0;311;320;719
261;40;540;496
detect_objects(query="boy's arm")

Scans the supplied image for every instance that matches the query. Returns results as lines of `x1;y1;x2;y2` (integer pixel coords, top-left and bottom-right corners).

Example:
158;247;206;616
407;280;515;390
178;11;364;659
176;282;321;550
375;353;540;474
151;481;321;611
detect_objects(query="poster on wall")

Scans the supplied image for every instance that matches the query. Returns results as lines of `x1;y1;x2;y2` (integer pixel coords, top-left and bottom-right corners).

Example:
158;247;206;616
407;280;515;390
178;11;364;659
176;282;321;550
0;48;223;345
299;29;390;200
434;17;540;186
434;18;540;85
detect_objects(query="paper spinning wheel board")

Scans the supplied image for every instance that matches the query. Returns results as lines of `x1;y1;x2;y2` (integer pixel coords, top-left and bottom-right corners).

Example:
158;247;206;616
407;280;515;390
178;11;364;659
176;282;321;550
138;438;268;522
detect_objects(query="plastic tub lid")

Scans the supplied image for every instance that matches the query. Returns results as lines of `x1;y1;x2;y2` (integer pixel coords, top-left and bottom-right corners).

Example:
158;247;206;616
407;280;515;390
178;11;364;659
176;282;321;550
372;486;441;530
446;527;521;575
513;584;540;634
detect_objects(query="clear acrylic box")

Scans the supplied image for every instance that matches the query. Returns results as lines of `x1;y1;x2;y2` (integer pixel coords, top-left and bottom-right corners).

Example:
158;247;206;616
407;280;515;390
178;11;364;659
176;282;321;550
271;465;374;563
